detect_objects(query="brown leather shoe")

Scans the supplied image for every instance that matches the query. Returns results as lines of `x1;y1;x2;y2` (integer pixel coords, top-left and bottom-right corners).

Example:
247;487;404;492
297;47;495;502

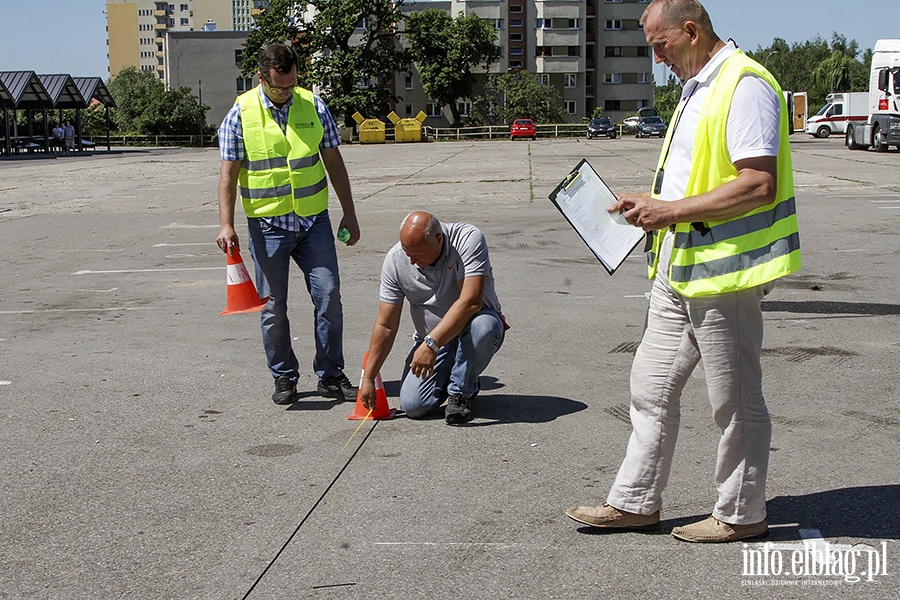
565;502;660;530
671;516;768;543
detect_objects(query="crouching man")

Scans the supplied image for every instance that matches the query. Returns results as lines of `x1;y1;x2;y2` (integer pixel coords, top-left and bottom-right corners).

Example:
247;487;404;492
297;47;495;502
359;211;507;425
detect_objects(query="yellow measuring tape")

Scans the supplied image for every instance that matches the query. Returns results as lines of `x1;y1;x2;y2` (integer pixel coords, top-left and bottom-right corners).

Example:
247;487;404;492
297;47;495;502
328;408;373;469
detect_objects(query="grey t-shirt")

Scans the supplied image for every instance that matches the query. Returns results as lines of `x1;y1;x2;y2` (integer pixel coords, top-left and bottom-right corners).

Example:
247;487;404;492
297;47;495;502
380;222;502;338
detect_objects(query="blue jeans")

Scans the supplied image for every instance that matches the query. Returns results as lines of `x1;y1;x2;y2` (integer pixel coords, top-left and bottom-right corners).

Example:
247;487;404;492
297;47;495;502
399;309;505;418
246;212;344;381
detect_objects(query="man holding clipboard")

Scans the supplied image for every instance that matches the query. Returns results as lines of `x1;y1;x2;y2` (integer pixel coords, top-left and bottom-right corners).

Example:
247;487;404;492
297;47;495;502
565;0;800;543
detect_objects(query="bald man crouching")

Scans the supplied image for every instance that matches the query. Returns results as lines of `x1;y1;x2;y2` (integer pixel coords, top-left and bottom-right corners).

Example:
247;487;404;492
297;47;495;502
359;212;507;425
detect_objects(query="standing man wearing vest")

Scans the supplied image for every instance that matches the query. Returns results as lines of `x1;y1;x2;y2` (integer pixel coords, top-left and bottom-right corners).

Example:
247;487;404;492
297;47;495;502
566;0;800;542
216;43;361;406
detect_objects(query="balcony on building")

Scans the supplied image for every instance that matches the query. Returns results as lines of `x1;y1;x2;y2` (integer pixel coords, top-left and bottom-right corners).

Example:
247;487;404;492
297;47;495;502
155;23;168;31
155;9;168;17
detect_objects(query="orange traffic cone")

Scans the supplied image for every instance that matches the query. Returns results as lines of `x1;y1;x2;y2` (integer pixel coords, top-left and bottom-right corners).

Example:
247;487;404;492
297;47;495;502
219;247;269;316
349;351;395;420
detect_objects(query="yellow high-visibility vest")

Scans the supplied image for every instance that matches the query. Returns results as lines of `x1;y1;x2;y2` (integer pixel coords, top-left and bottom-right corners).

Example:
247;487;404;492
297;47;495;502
647;51;801;297
236;86;328;218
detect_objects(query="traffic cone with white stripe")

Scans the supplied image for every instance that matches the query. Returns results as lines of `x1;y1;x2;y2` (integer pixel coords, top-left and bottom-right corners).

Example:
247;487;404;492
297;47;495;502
219;247;268;316
349;351;395;420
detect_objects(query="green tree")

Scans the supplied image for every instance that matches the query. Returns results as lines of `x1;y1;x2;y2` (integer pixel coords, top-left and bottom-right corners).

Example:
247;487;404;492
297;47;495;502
106;67;208;136
747;33;871;110
242;0;409;128
403;9;500;126
106;67;166;133
653;73;681;124
471;72;567;125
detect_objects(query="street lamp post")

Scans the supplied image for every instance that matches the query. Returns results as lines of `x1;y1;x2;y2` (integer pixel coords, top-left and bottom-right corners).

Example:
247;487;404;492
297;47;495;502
198;80;203;148
765;50;779;69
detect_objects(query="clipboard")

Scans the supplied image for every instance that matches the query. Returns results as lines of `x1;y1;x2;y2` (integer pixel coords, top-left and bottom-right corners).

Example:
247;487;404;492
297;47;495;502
549;159;646;275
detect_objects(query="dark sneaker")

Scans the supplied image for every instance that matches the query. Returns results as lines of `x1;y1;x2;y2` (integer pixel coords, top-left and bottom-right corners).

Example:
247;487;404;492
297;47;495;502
272;375;297;405
445;393;473;425
317;372;358;402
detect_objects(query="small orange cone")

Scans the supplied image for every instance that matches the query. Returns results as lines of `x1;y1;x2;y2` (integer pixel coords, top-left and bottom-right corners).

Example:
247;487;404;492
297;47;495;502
219;247;269;316
349;351;395;420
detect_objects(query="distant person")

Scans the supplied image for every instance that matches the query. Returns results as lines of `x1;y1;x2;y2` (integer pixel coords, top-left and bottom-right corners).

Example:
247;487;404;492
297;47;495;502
359;211;507;425
51;123;64;154
565;0;800;543
216;43;361;406
63;121;75;154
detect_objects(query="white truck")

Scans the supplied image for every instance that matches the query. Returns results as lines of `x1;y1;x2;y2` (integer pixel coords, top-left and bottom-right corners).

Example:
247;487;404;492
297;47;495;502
806;92;868;138
846;39;900;152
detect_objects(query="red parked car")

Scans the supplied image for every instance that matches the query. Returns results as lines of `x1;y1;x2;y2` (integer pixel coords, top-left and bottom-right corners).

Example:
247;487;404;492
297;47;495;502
510;118;537;140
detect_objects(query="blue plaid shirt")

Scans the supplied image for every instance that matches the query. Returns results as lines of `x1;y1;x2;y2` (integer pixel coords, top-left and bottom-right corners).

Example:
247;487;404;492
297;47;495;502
218;86;342;231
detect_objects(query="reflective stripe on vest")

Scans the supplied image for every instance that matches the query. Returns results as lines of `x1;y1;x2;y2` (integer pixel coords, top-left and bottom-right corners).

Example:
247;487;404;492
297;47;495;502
647;52;800;297
236;86;328;218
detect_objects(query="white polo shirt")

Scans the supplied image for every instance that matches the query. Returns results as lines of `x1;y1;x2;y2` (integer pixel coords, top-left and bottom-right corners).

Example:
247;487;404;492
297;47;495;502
659;42;782;202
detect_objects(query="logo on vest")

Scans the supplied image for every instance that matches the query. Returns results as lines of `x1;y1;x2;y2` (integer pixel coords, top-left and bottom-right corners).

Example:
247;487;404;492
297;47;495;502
293;120;316;129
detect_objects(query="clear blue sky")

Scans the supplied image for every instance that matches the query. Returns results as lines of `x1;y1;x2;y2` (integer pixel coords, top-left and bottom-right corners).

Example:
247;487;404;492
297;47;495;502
1;0;899;81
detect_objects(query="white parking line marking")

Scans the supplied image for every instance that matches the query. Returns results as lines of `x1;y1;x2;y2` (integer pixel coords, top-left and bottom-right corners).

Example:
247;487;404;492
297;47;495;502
153;243;213;247
77;288;119;293
162;223;219;229
72;267;223;275
0;307;157;315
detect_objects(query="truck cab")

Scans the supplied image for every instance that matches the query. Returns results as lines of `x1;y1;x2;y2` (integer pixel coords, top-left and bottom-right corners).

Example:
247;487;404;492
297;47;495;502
846;39;900;152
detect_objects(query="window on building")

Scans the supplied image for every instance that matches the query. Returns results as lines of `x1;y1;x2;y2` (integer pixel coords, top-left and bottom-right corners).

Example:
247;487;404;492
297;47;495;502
565;101;577;115
510;47;523;56
405;104;413;117
564;74;576;88
605;46;622;57
457;101;471;117
535;46;551;57
604;100;622;111
605;0;623;2
510;60;523;69
510;19;523;27
539;74;550;85
604;73;622;84
535;18;549;29
510;4;523;12
605;20;622;30
488;18;504;29
636;46;649;57
405;74;413;90
425;103;442;117
237;77;254;93
637;72;651;83
565;18;580;29
181;18;189;25
510;33;523;42
180;3;188;10
234;49;242;64
568;46;580;57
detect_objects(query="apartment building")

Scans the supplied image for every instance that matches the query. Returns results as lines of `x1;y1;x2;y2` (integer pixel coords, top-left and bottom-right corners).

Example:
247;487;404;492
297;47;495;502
395;0;652;125
106;0;269;83
107;0;649;126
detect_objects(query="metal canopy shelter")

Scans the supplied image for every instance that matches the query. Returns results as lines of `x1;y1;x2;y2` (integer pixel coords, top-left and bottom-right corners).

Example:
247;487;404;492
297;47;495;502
0;71;115;156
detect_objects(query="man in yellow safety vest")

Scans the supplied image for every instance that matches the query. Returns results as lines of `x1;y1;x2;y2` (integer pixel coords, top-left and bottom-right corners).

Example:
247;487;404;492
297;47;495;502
566;0;800;543
216;43;361;406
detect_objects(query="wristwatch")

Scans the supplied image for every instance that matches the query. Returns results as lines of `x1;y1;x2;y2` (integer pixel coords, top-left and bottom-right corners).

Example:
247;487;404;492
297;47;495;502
424;335;439;352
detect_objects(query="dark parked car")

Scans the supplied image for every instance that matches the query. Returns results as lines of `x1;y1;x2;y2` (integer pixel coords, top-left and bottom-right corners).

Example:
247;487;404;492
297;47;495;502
586;117;617;139
621;116;641;134
635;115;668;138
